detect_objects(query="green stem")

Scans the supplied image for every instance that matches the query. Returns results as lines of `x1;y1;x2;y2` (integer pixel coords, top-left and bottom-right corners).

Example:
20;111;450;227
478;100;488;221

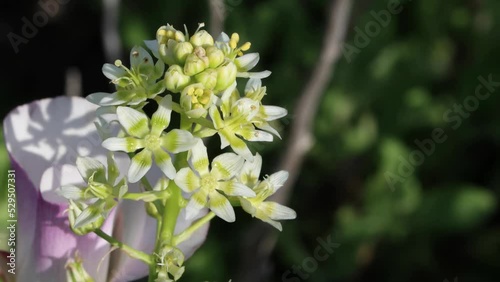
94;229;152;265
173;212;216;246
140;176;165;216
140;177;154;191
159;181;182;245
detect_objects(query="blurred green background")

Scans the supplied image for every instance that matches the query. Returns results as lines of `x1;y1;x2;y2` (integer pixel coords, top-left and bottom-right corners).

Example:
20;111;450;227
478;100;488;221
1;0;500;281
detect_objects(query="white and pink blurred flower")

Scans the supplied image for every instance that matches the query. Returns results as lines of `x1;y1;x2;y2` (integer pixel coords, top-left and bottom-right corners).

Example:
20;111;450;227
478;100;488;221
1;96;208;282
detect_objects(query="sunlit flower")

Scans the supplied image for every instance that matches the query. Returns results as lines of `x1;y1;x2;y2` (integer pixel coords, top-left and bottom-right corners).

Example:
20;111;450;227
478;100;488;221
102;95;197;182
244;78;288;138
209;84;274;160
175;139;255;222
239;153;296;231
87;46;165;107
215;32;271;79
58;155;127;232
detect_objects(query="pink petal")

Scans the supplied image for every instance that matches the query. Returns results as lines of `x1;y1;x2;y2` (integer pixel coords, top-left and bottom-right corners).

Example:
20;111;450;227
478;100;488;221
3;97;115;281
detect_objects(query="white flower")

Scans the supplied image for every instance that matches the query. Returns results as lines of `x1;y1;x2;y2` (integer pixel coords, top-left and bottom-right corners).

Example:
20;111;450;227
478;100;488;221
239;153;296;231
209;84;275;160
174;140;256;222
87;46;165;107
102;95;197;182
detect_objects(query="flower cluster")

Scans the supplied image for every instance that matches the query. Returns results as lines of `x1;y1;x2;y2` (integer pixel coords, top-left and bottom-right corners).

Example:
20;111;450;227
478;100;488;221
60;23;296;281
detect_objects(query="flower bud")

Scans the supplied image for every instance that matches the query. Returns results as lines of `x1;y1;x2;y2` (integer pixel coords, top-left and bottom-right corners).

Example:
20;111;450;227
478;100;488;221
214;61;237;92
68;201;104;236
184;47;209;76
190;30;214;47
65;254;94;282
194;69;218;90
205;46;225;68
88;181;113;200
173;42;194;64
159;40;178;66
165;65;191;93
157;25;185;44
145;202;161;219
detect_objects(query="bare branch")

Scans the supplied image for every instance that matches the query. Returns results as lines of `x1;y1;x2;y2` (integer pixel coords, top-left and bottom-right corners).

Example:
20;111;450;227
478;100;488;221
274;0;354;204
208;0;226;36
236;1;354;281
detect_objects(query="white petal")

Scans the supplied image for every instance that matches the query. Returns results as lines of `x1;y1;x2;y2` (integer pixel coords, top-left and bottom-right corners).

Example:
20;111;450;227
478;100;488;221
161;129;197;154
262;218;283;231
244;130;273;142
40;164;85;203
235;53;259;71
208;191;235;223
218;132;230;149
211;153;244;180
185;189;209;220
259;202;297;220
128;150;153;183
154;149;176;179
240;153;262;186
237;70;272;79
174;168;201;193
262;106;287;121
267;170;289;192
245;78;262;93
209;106;225;130
188;139;209;175
256;122;281;139
57;185;84;200
116;107;150;138
216;32;230;42
86;91;132;106
218;180;256;197
102;137;144;153
73;205;103;229
102;63;126;81
76;156;106;183
144;39;160;58
151;95;172;135
130;46;154;69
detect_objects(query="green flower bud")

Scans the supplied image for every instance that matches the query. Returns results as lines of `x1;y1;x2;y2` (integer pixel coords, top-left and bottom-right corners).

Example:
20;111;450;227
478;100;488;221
159;40;178;66
165;65;191;93
205;46;225;68
88;180;113;200
184;47;209;76
190;30;214;47
145;202;161;219
173;42;194;64
157;25;185;44
66;254;94;282
68;201;105;236
194;69;218;90
214;61;237;92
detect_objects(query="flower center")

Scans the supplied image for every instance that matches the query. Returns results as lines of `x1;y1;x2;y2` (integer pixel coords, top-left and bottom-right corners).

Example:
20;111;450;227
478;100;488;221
201;175;218;191
144;134;161;151
187;86;212;109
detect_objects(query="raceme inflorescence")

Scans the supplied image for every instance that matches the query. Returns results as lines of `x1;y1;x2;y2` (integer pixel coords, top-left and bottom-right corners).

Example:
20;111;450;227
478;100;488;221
58;23;296;281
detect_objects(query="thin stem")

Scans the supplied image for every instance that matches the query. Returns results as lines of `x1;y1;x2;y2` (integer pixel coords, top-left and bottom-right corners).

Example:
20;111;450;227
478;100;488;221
173;212;216;246
140;174;165;216
141;177;154;191
94;229;152;265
